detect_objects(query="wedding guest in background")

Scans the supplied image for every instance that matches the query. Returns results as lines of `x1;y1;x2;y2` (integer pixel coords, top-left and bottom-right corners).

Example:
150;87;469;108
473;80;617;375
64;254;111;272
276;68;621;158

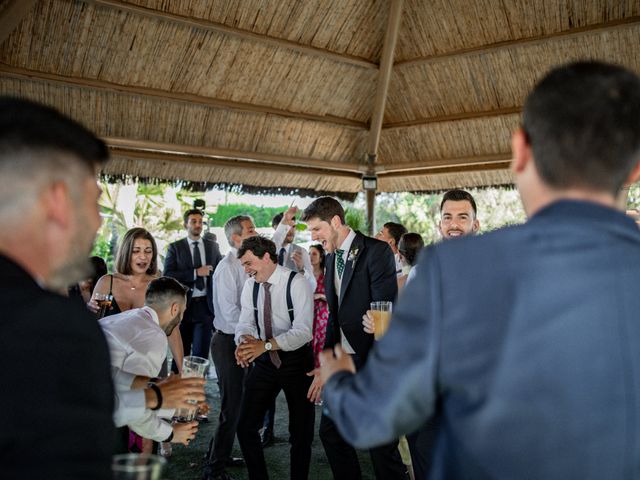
309;244;329;369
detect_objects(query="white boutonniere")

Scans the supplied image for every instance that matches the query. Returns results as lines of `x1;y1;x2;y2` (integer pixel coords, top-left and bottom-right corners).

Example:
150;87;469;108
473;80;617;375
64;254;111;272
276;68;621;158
347;246;360;263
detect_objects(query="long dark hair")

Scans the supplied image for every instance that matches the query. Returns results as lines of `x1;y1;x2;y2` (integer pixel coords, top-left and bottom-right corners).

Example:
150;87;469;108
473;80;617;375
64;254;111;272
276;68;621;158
309;244;326;270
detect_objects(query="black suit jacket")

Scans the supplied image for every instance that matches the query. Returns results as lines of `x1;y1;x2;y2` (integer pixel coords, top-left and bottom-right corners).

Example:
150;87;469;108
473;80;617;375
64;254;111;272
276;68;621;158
0;254;114;479
324;231;397;365
164;236;222;315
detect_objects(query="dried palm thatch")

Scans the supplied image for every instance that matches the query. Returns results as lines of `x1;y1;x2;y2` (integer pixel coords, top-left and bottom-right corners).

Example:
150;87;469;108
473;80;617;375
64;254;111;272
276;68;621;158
0;0;638;195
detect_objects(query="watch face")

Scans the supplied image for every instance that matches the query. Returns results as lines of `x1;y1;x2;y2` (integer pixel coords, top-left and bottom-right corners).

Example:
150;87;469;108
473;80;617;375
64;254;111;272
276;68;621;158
265;341;272;351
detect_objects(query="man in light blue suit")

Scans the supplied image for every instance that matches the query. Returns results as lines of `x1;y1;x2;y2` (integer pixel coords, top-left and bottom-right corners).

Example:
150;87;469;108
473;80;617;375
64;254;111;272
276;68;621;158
319;61;640;480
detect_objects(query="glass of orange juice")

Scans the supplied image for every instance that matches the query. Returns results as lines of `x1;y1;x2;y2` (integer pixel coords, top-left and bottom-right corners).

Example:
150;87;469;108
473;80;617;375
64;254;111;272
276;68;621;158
370;301;392;340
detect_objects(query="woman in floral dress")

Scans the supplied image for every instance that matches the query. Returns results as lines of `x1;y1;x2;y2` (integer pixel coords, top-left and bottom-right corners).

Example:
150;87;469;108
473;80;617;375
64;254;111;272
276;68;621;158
309;244;329;368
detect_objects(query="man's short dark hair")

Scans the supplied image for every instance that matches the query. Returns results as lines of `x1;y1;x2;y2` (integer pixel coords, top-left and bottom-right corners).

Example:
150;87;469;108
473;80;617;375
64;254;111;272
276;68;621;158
383;222;407;245
440;189;477;216
398;233;425;267
523;61;640;195
145;276;188;307
0;97;108;170
301;197;345;224
237;236;278;263
272;212;288;230
183;208;204;225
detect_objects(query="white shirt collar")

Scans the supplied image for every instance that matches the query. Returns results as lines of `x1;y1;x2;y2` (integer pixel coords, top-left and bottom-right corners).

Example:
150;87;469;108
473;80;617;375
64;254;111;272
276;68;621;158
264;264;286;286
142;305;160;326
337;228;356;256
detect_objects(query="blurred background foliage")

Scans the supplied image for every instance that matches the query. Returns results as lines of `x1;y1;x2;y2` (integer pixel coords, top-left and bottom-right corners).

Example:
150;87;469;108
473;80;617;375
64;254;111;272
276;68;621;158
92;180;640;271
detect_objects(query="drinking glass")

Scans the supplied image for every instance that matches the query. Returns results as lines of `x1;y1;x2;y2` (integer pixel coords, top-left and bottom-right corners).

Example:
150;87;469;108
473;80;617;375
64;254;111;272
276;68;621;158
174;356;209;422
370;301;392;340
112;453;166;480
95;293;113;319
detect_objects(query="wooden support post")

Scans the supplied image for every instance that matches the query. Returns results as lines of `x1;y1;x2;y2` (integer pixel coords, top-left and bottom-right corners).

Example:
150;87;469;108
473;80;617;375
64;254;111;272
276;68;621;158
366;188;376;236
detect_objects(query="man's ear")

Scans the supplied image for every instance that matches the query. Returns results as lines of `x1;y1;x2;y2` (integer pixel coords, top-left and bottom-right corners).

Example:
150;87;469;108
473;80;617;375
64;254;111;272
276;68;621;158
511;128;532;175
330;215;342;230
44;181;72;228
472;219;480;233
170;301;179;318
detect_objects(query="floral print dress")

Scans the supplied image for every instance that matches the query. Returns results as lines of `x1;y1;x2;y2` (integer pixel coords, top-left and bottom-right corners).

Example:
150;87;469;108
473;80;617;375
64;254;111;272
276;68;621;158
312;272;329;368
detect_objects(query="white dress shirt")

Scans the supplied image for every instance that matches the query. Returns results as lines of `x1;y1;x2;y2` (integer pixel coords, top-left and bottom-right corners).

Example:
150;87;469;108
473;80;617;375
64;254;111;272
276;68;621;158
272;223;317;293
212;248;248;334
235;265;313;351
99;306;172;441
334;228;357;354
189;235;207;297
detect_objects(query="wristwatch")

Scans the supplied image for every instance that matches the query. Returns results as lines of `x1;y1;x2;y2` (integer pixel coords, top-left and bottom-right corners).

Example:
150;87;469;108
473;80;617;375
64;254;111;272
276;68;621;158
264;341;273;351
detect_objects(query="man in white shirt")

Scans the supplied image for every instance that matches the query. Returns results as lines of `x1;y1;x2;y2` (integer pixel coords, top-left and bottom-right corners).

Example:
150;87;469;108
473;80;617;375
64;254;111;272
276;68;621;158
259;210;317;448
375;222;407;277
272;211;317;292
234;236;315;480
100;276;199;452
203;215;257;480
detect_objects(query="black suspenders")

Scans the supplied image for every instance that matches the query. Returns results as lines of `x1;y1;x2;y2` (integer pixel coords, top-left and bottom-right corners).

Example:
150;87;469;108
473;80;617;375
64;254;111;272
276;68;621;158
252;271;297;338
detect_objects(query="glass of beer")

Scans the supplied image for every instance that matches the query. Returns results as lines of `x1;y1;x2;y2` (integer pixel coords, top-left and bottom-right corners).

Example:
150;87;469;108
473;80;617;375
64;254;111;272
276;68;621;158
174;355;209;423
370;301;392;340
94;293;113;319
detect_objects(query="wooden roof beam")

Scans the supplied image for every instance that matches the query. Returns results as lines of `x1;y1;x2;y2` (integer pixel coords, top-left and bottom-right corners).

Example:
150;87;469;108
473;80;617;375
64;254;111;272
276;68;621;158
375;153;512;176
104;137;368;175
378;161;512;178
0;64;367;129
383;106;521;130
82;0;378;70
366;0;404;164
0;0;37;45
107;148;362;180
396;16;640;69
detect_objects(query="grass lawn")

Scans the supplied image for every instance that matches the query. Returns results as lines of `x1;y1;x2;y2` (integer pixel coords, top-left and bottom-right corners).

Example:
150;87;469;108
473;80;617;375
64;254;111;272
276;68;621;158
164;374;377;479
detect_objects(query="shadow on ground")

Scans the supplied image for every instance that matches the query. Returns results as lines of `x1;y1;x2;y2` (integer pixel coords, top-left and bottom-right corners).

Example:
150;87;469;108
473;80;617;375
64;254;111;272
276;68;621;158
164;374;376;479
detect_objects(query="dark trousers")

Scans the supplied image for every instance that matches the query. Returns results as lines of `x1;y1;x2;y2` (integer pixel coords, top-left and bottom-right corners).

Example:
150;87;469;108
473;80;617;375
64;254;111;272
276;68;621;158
406;417;439;480
173;297;212;372
237;348;315;480
319;414;408;480
204;332;246;476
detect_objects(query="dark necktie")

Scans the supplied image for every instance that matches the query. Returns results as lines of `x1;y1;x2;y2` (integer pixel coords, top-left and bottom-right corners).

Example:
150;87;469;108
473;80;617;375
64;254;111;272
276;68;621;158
336;249;345;278
193;241;205;290
278;247;286;266
263;283;281;368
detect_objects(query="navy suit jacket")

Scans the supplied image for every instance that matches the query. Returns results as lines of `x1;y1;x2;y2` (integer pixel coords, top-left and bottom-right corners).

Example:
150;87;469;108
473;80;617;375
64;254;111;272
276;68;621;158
324;231;397;366
164;236;222;315
0;254;115;479
324;200;640;479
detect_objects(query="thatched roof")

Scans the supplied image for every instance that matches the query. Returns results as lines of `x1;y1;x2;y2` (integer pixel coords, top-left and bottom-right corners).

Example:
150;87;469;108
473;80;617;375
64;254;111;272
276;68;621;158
1;0;638;195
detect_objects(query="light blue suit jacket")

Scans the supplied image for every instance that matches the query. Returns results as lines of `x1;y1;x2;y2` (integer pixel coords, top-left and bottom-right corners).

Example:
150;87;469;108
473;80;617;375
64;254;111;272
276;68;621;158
323;200;640;479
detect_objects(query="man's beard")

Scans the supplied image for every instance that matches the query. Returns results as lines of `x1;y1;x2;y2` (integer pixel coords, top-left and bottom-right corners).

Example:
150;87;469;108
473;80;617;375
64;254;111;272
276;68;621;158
47;205;96;291
164;314;182;336
48;255;92;291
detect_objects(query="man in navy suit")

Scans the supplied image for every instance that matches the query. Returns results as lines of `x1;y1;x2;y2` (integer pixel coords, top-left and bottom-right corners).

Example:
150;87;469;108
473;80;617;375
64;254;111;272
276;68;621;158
302;197;409;479
319;61;640;479
165;209;223;362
